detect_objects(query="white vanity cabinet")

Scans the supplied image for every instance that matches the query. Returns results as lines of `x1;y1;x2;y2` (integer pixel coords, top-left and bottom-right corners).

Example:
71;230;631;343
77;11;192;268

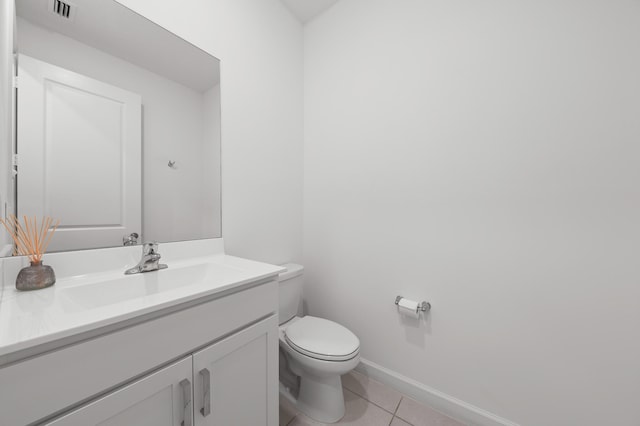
46;316;278;426
0;275;280;426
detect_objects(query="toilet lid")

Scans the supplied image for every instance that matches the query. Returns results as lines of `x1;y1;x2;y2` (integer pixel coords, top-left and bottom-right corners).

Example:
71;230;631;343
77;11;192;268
284;316;360;361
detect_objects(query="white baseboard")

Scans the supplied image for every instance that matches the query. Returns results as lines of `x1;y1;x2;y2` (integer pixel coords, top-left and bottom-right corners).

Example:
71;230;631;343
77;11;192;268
355;358;520;426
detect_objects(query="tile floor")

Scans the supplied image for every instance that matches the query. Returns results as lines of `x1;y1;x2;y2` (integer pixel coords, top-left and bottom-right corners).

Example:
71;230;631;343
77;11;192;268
279;370;467;426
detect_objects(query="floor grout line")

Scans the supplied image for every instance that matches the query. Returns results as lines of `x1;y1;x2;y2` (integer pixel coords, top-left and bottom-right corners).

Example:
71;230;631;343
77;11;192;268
280;383;465;426
281;383;422;426
342;385;367;404
342;385;401;417
389;396;411;426
393;396;402;416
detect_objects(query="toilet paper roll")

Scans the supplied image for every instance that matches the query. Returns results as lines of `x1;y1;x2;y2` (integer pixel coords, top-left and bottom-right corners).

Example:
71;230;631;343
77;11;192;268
397;298;420;319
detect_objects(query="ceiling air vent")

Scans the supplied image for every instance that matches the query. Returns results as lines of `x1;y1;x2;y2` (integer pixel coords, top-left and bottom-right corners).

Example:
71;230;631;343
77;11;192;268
48;0;76;21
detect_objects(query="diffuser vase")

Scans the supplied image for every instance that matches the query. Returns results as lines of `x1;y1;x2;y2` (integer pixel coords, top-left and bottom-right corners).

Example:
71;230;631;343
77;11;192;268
16;261;56;291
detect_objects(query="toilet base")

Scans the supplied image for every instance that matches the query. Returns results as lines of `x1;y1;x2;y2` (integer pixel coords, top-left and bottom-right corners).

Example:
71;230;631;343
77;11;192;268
279;373;346;424
298;372;346;423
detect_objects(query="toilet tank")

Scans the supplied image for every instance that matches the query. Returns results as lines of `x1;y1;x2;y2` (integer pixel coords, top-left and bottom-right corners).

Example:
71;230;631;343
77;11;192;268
278;263;304;325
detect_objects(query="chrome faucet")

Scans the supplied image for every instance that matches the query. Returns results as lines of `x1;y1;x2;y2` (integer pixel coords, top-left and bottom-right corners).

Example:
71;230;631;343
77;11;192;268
125;242;168;275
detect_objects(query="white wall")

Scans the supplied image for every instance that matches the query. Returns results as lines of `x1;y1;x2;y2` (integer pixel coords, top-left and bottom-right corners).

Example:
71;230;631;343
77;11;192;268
116;0;304;264
0;0;14;255
17;18;221;242
303;1;640;425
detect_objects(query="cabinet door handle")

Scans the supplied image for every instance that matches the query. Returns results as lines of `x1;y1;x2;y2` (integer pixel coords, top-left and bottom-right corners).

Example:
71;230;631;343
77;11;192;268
180;378;193;426
199;368;211;417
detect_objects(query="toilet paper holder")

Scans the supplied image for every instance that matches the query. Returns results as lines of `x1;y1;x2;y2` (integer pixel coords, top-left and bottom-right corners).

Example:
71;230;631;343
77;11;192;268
395;296;431;312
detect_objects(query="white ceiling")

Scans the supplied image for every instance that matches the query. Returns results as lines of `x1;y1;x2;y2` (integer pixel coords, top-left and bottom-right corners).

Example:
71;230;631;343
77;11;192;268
280;0;341;24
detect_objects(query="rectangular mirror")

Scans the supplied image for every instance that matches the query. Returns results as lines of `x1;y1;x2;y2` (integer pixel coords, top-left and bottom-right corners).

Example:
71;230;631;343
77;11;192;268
1;0;221;255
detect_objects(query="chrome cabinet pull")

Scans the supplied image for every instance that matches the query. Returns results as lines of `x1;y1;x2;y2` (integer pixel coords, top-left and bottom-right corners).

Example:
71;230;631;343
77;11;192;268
199;368;211;417
180;378;193;426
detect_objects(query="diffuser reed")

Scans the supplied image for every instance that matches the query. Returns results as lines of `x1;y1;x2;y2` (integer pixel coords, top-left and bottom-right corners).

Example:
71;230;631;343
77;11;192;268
0;215;60;290
0;215;60;263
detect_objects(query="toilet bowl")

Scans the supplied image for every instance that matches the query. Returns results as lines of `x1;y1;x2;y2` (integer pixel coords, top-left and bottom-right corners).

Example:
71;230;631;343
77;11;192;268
278;265;360;423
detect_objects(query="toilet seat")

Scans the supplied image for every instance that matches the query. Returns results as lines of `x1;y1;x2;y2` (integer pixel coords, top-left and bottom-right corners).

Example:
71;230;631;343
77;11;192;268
284;316;360;362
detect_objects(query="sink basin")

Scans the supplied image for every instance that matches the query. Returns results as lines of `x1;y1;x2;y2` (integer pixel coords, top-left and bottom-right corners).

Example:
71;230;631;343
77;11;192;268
60;262;244;311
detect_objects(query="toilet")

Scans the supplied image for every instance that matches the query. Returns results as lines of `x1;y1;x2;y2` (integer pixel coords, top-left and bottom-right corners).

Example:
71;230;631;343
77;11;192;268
278;264;360;423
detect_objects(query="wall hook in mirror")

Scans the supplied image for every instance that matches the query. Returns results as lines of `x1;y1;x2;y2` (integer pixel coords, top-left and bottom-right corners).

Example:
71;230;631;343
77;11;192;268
168;160;176;169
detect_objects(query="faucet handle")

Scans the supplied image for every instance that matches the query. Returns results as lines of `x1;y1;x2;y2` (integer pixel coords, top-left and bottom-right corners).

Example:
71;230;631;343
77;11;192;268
123;232;139;246
143;242;159;255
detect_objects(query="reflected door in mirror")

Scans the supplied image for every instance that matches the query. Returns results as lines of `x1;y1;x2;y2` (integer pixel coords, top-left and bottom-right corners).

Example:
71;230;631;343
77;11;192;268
17;54;142;251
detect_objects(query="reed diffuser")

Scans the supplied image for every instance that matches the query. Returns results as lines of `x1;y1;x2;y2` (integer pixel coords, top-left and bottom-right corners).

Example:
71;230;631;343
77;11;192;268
0;215;60;291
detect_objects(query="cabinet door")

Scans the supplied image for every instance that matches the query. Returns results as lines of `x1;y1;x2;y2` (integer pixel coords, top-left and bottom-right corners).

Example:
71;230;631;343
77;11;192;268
193;315;278;426
47;357;193;426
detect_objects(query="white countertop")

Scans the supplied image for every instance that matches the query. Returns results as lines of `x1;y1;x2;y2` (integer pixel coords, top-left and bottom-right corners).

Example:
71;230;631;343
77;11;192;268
0;239;284;362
